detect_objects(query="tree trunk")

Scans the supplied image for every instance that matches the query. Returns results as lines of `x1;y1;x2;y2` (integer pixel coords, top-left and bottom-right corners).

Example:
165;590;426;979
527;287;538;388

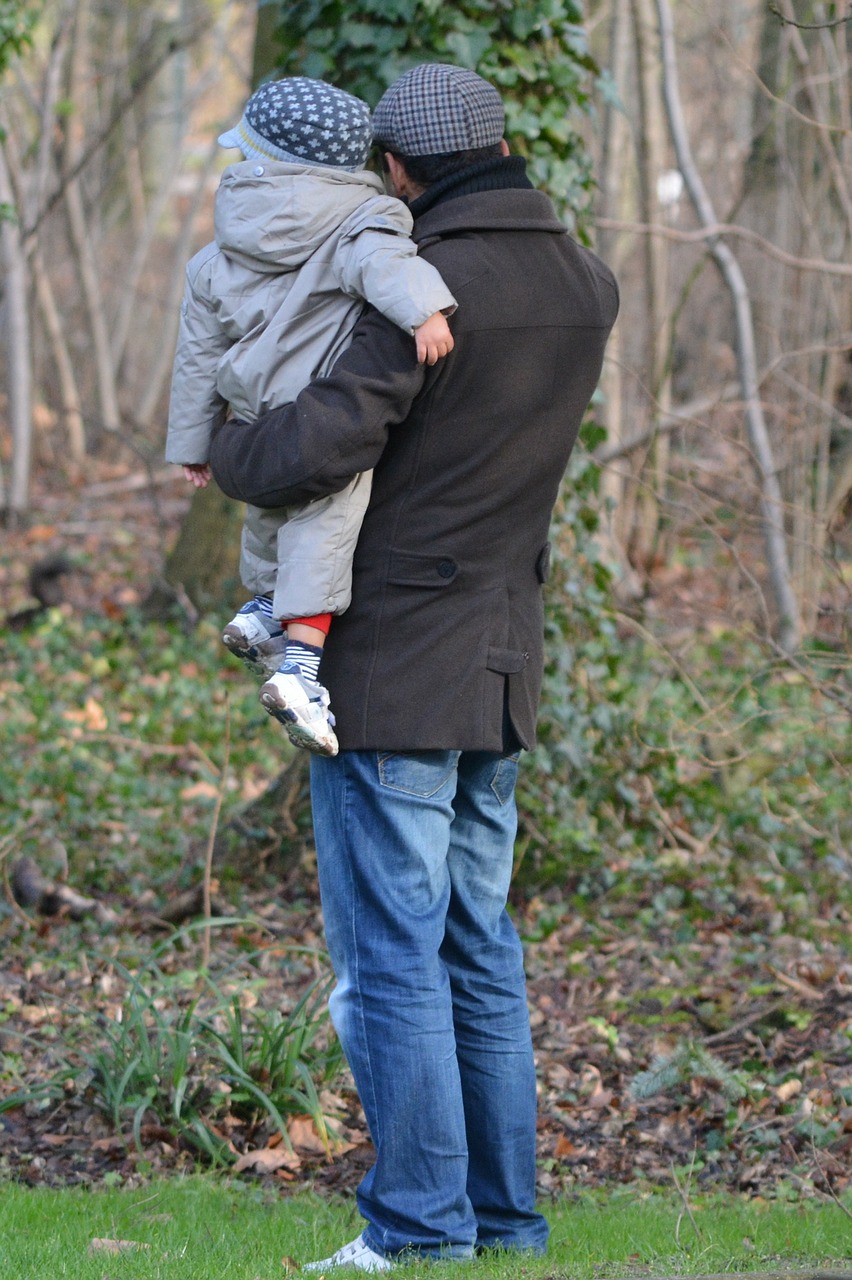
63;0;121;437
213;751;311;873
655;0;802;654
31;245;87;463
155;5;265;611
134;140;221;431
146;480;244;619
0;143;33;521
628;0;673;572
738;1;850;636
593;0;642;600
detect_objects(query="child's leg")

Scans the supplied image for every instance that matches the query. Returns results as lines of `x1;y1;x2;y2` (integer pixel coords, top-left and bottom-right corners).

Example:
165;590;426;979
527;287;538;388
283;614;332;683
262;476;371;756
260;611;337;755
223;506;289;675
287;620;330;646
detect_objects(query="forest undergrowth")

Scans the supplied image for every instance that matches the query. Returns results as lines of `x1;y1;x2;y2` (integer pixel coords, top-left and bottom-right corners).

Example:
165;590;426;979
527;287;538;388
0;458;849;1211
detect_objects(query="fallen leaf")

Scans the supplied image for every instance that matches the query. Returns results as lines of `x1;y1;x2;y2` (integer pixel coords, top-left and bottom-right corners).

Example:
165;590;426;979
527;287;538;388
554;1135;588;1160
233;1146;302;1174
62;697;108;731
585;1086;614;1109
91;1136;124;1152
287;1115;328;1154
139;1123;177;1144
88;1238;150;1254
318;1090;348;1117
25;524;58;543
19;1004;61;1025
180;781;220;800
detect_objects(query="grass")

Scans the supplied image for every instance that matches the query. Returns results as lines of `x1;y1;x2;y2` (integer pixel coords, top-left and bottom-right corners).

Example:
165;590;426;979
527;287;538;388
0;1179;850;1280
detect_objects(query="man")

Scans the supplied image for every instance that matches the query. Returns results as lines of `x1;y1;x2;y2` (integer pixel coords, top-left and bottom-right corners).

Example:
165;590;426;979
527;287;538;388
211;63;618;1270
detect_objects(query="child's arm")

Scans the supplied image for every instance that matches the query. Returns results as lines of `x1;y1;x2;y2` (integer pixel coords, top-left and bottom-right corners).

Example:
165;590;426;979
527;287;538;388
335;198;457;362
165;250;231;471
415;313;454;366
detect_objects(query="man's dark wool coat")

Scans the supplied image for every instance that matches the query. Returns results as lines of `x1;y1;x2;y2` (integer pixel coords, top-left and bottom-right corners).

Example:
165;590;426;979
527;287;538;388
210;178;619;752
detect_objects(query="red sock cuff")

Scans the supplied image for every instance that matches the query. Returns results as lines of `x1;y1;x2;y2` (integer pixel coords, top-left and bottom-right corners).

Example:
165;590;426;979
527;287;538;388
287;613;333;635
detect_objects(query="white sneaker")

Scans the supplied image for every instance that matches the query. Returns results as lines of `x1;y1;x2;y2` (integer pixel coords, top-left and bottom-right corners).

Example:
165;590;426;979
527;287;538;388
259;663;339;756
222;600;286;676
302;1234;395;1272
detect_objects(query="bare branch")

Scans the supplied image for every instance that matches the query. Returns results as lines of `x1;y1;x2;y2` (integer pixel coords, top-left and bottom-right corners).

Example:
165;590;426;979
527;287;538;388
22;14;212;240
595;340;852;463
779;0;852;233
594;386;738;463
768;3;852;29
720;28;852;135
594;217;852;277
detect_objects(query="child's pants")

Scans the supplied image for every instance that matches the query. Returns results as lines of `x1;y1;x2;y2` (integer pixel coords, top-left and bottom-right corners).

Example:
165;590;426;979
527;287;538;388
239;470;372;621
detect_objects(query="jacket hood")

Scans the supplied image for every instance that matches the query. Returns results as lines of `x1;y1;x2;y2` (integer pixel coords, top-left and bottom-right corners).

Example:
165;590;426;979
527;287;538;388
214;160;386;274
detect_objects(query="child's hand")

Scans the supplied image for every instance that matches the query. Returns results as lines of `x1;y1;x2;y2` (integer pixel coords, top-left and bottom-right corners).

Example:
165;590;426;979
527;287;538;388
182;463;211;488
415;312;454;366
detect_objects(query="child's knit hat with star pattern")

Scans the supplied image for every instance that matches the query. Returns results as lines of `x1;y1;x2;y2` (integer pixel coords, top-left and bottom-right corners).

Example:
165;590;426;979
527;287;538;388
218;77;372;170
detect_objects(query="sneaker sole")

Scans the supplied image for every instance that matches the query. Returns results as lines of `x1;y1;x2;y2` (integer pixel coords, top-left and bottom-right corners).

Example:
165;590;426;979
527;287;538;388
259;689;339;757
222;630;284;677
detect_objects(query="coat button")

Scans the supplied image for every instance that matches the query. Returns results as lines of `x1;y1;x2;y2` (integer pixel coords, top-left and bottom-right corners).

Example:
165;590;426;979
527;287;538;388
253;165;265;176
437;559;456;579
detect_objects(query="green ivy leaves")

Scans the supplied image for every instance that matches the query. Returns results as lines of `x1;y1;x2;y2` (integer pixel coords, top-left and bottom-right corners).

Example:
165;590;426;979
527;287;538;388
270;0;599;225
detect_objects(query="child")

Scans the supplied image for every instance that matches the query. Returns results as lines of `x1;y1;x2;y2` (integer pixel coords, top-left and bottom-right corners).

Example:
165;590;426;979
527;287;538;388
166;77;456;756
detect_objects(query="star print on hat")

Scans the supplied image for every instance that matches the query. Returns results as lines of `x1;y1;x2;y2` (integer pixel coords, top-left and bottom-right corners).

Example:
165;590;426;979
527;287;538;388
218;77;372;170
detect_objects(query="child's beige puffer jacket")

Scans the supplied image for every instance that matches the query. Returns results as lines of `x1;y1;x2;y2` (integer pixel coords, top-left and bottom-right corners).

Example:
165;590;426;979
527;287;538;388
166;159;455;464
165;160;456;620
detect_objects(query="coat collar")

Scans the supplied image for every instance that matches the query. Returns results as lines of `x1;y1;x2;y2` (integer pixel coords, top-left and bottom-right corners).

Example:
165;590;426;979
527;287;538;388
413;186;568;248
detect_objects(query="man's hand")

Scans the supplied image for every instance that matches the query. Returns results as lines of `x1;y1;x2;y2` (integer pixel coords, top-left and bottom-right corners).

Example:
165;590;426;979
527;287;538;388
182;463;212;488
414;312;454;366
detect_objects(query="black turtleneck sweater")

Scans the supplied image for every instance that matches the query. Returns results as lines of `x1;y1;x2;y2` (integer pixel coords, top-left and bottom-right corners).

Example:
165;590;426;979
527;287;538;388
408;155;533;219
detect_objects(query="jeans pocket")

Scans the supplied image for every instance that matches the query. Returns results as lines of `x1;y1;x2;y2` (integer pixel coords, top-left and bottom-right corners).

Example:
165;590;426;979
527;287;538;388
490;753;520;806
377;750;460;798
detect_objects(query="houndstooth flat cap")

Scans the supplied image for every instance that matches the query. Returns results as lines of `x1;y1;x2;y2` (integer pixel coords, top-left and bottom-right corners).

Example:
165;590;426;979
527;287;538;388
218;77;372;170
372;63;505;156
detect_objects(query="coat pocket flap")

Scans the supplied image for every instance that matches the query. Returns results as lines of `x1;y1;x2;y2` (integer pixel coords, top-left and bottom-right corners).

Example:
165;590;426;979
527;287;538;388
387;549;459;587
486;646;529;674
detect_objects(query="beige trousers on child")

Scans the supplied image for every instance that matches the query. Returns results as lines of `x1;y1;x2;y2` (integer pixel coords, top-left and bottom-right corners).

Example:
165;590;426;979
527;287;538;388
239;470;372;621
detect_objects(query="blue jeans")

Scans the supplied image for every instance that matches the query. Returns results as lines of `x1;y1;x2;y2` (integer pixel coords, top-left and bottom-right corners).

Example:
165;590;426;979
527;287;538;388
310;749;549;1261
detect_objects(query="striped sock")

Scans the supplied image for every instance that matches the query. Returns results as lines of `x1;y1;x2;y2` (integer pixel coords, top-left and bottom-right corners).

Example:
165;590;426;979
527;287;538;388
284;640;323;683
254;594;274;617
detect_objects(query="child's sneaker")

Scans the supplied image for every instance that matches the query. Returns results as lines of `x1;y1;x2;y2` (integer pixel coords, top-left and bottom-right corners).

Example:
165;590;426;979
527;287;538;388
259;663;339;756
222;600;286;675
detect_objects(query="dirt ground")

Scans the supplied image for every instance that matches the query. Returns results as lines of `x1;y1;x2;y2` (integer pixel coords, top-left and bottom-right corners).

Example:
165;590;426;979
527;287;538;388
1;458;850;1205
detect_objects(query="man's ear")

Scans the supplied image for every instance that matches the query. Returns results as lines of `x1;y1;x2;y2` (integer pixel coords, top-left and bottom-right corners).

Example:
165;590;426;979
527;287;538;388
499;138;510;157
385;152;408;197
385;152;427;200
